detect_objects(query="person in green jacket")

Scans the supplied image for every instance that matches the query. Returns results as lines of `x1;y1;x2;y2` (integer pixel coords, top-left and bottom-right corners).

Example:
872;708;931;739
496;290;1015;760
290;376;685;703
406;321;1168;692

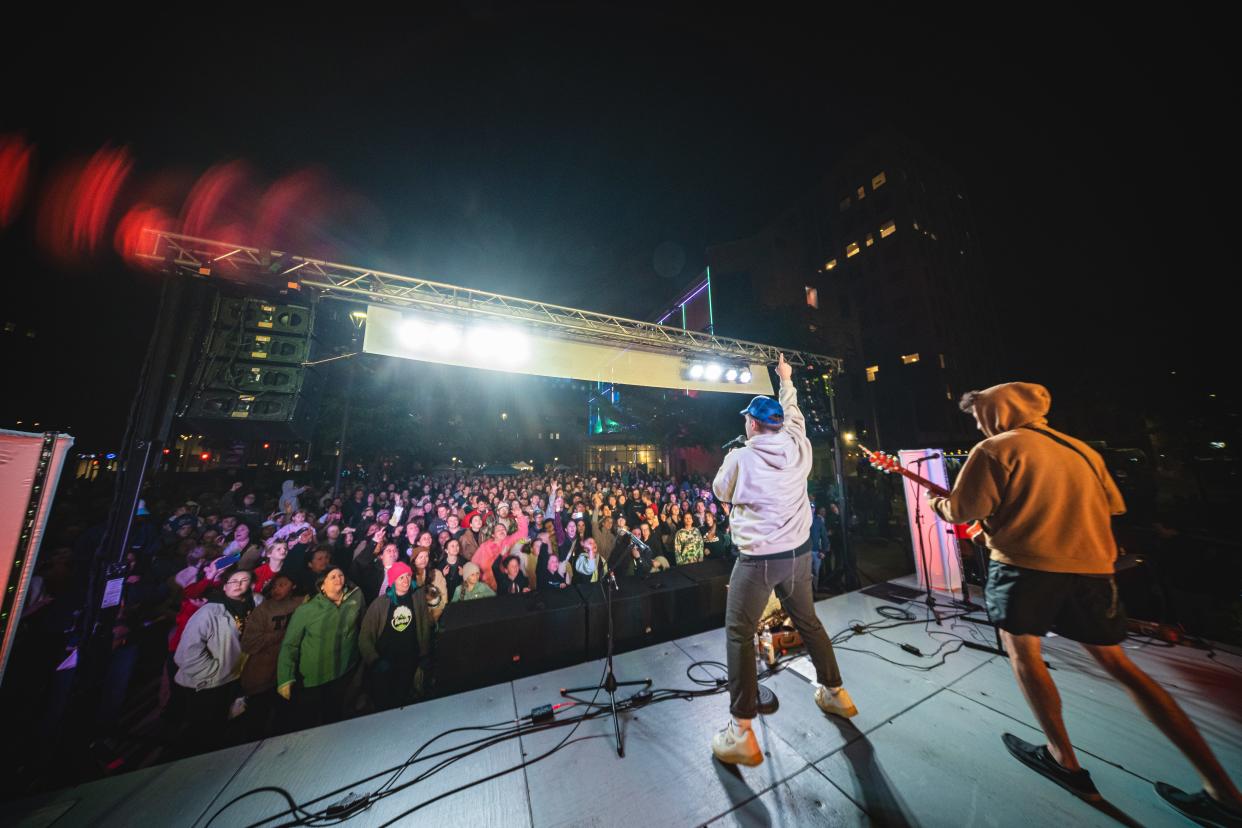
452;561;496;601
277;567;363;729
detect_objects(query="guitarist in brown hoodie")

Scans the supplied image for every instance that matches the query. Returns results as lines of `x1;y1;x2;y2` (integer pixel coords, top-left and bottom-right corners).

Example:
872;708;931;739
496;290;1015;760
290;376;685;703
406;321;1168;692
932;382;1241;824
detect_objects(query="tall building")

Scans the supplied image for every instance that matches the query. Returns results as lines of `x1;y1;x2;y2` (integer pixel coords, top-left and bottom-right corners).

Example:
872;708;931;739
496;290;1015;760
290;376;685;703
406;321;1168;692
705;132;1000;452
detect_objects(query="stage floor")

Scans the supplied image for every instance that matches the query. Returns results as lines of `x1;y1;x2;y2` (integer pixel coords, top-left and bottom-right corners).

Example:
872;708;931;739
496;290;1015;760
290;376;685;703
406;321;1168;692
9;576;1242;827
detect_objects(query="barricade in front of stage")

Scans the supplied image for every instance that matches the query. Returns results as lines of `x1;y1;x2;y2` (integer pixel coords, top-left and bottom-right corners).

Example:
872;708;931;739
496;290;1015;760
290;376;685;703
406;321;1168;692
434;558;734;695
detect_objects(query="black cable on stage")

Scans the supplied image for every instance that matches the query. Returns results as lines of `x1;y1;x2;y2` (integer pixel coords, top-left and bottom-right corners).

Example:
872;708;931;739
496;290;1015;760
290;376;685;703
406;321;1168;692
210;656;615;828
204;719;524;828
875;605;916;621
210;602;977;826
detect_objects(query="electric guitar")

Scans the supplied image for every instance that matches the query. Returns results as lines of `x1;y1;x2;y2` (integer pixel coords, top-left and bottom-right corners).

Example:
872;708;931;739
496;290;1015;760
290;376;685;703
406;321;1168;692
857;444;984;540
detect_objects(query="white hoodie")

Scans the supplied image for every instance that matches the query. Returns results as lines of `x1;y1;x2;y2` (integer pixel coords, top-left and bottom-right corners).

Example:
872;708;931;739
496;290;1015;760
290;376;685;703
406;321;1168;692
712;379;812;556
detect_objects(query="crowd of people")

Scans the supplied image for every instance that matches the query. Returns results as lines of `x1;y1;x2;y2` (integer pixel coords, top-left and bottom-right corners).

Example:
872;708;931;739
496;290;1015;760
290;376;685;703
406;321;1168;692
91;469;841;757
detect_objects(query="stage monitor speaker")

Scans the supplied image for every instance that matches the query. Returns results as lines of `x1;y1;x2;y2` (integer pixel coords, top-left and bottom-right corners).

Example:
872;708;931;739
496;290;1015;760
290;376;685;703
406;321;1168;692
579;569;699;659
673;557;732;634
434;588;587;695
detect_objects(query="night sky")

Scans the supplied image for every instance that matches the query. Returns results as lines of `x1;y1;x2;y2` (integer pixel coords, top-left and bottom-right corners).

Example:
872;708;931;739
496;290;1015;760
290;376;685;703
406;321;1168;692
2;9;1232;449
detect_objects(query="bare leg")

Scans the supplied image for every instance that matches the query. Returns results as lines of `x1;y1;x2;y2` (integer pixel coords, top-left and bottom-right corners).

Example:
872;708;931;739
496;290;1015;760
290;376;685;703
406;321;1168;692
1000;630;1080;770
1084;644;1242;809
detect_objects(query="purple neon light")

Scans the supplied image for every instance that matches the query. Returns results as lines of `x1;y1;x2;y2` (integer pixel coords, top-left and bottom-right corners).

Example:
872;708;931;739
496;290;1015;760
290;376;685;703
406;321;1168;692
656;280;709;326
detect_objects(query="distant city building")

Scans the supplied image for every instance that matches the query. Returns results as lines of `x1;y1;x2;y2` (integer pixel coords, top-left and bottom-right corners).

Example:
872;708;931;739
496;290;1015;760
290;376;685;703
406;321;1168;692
702;132;1001;451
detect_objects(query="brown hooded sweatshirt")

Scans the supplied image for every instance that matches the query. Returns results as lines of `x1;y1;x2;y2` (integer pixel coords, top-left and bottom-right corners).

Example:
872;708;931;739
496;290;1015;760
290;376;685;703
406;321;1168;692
930;382;1125;575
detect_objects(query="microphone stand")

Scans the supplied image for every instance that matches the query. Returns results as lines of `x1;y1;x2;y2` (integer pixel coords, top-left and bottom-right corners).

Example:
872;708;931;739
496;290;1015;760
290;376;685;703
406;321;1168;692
561;544;652;758
912;456;942;626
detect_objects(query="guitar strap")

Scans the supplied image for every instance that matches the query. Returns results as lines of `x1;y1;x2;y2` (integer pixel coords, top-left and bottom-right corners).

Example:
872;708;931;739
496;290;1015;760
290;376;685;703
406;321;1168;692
1020;426;1111;501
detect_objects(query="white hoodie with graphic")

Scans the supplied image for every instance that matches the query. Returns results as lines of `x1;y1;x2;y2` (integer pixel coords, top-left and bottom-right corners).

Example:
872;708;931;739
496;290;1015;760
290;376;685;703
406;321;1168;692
712;380;812;556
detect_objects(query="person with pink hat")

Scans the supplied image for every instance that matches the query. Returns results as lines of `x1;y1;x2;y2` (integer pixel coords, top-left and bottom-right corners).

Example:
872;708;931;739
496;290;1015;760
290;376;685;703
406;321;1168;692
359;561;432;710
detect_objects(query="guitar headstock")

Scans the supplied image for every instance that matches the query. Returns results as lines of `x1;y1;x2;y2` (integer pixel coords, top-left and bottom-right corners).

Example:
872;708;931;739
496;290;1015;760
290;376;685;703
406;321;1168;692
858;444;902;474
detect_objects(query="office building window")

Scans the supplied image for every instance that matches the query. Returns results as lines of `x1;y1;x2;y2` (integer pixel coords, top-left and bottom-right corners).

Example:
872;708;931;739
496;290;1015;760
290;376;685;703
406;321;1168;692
846;242;860;258
856;186;866;200
865;233;875;248
824;258;837;271
805;286;819;308
901;353;920;365
865;365;879;383
872;171;887;190
880;219;896;238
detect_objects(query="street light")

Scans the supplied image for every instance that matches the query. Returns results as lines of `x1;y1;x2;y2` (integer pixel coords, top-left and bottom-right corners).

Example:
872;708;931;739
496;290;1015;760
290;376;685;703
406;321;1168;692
843;432;856;444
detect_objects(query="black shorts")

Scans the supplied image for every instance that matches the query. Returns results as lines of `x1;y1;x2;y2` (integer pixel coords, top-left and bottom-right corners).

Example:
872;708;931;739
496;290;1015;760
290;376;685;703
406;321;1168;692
985;561;1127;646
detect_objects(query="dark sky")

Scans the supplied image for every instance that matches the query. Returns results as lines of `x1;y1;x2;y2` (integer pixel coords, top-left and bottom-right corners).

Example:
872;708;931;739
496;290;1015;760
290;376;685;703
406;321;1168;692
2;8;1232;447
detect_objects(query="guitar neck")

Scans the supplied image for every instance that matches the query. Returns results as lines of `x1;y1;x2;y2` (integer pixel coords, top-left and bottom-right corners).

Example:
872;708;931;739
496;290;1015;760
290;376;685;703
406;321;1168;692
859;445;951;497
891;466;950;498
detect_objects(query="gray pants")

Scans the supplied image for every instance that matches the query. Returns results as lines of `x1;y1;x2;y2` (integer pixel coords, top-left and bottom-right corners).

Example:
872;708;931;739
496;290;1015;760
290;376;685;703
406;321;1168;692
726;547;842;719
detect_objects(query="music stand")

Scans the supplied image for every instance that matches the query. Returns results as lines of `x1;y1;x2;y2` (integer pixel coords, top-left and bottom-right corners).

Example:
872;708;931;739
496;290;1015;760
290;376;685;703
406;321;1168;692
560;534;653;757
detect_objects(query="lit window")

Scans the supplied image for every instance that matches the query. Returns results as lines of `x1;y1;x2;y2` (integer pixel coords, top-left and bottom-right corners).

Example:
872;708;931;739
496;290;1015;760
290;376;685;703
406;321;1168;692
856;186;866;200
901;353;920;365
865;365;879;383
839;197;851;212
824;258;837;271
846;242;860;258
865;234;874;247
872;171;887;190
805;287;819;309
880;220;896;238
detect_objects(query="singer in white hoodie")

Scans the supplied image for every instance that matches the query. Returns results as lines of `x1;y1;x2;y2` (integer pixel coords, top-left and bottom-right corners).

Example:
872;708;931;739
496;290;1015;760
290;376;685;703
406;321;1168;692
708;354;857;767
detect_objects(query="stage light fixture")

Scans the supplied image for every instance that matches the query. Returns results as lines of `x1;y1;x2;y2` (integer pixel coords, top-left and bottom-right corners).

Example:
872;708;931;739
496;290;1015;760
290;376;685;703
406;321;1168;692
739;369;752;383
725;368;738;382
400;319;423;346
433;322;462;351
497;327;530;363
689;364;705;379
705;363;723;381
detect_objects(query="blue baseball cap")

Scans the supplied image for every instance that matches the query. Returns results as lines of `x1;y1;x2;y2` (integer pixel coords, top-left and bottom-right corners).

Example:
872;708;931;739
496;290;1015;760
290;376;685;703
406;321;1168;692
740;396;784;426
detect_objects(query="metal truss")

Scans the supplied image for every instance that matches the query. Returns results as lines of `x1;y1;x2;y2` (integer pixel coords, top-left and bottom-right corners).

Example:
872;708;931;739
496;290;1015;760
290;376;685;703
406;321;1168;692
136;229;844;371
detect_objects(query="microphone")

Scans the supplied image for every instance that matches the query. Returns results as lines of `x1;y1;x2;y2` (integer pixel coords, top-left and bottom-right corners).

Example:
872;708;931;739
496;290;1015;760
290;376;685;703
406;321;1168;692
722;435;747;451
912;453;942;464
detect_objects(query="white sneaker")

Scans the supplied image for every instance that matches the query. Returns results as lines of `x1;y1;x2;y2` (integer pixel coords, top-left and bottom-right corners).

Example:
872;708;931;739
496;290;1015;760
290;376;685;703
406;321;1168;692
814;685;858;718
711;721;763;766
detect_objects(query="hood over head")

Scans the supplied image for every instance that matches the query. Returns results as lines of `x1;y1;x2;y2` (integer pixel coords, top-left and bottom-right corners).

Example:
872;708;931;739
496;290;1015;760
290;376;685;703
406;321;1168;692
968;382;1051;437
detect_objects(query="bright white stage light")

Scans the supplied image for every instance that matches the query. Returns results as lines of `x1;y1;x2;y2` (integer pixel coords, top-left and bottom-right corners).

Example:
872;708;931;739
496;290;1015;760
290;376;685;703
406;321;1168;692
468;325;530;363
497;327;530;363
705;363;723;381
689;364;705;379
400;319;424;346
432;322;462;351
739;369;753;383
725;368;738;382
468;326;498;357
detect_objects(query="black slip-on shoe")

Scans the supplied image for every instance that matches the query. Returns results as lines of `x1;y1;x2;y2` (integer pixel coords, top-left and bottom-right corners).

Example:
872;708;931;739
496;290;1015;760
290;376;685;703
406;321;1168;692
1001;733;1101;802
1155;782;1242;827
